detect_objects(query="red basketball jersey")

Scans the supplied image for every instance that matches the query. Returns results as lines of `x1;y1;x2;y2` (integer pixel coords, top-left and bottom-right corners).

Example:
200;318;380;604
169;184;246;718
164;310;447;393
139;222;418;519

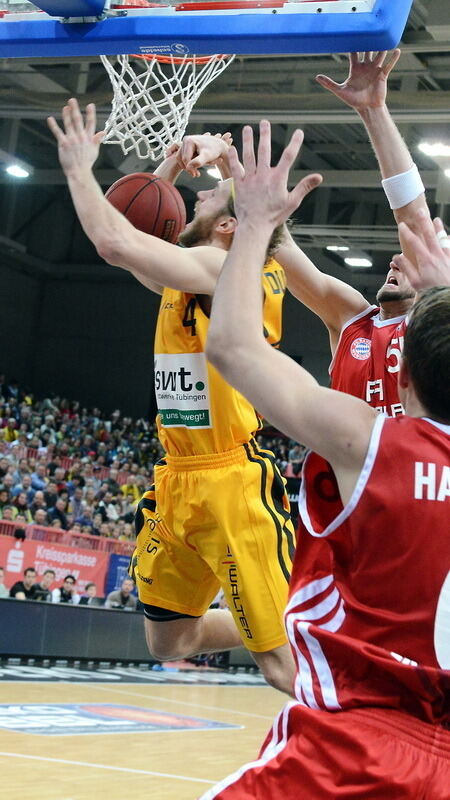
330;305;406;416
290;414;450;725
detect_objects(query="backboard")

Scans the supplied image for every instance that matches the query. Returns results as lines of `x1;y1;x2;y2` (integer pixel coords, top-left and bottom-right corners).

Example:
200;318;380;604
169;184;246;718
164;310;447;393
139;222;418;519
0;0;414;58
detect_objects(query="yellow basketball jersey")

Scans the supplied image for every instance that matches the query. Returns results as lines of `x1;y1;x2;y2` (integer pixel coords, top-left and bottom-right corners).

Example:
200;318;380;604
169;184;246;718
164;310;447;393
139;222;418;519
154;258;286;456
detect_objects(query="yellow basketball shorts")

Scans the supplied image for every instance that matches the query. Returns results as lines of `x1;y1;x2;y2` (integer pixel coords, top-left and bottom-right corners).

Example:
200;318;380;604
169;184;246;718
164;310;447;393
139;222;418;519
130;440;295;652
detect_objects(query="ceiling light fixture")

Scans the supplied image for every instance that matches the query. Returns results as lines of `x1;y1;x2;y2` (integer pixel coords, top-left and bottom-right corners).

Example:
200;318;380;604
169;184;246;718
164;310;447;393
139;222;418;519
6;164;30;179
418;142;450;158
344;257;372;268
326;245;349;252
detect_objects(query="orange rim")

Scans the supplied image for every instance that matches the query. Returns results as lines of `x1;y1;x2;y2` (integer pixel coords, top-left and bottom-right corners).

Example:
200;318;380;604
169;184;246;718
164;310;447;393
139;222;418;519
131;52;232;64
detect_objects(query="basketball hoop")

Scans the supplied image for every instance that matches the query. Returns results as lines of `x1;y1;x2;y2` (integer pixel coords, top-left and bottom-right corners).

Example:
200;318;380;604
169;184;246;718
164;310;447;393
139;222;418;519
101;1;235;160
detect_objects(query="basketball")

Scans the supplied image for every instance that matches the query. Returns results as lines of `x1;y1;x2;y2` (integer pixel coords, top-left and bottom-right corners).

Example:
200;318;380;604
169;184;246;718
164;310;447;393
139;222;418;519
105;172;186;243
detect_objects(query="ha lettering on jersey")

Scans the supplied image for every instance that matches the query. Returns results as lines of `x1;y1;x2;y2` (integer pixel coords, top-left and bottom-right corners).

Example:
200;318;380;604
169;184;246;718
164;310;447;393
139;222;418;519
154;353;212;428
414;462;450;501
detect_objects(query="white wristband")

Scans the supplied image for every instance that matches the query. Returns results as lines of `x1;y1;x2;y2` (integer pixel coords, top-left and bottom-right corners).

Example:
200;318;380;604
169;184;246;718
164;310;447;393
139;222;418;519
381;164;425;210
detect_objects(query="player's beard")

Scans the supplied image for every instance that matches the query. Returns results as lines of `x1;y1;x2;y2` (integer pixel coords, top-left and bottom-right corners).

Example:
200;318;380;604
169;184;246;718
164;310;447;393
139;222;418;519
178;208;283;262
178;213;216;247
376;285;416;304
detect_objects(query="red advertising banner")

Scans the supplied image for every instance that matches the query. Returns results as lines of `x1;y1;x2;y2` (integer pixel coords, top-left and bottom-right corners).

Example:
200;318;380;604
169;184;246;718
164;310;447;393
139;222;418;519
0;539;109;594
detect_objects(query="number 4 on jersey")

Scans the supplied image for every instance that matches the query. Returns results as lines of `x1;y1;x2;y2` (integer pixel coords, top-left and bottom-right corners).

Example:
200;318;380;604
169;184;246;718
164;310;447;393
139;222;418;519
182;298;197;337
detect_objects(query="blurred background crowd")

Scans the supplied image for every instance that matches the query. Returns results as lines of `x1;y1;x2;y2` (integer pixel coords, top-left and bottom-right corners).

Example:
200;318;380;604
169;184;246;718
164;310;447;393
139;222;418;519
0;374;306;542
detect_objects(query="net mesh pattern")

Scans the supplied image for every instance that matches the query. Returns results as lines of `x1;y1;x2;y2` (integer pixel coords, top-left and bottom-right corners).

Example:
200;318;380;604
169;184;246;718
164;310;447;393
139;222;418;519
101;53;235;160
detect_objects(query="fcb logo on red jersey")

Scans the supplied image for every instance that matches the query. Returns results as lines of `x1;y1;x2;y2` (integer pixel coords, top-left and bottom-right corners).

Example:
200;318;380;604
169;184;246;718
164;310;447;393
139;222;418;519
350;337;371;360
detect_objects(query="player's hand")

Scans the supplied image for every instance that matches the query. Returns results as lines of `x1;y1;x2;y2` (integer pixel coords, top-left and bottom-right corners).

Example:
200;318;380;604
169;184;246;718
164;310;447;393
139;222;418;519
228;120;322;229
394;210;450;289
165;142;182;160
316;50;401;112
47;99;105;177
164;134;231;172
179;132;233;177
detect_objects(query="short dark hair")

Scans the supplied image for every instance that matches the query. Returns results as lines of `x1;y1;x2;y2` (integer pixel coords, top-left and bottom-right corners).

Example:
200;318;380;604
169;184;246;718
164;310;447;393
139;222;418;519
43;569;56;577
63;574;76;583
85;582;96;590
403;286;450;422
24;566;36;576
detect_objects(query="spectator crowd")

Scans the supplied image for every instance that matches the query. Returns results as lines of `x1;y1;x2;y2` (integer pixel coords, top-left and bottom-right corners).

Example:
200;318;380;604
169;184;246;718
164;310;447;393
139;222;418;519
0;379;304;664
0;564;138;611
0;376;306;542
0;375;163;541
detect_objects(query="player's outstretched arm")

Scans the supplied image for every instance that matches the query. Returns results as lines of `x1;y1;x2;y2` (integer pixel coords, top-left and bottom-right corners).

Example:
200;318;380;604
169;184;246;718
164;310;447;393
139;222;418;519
48;99;225;296
275;230;370;350
394;211;450;289
317;51;429;264
206;121;376;501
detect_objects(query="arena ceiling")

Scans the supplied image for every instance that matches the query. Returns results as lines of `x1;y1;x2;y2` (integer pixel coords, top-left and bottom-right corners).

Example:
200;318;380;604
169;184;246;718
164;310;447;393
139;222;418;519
0;0;449;296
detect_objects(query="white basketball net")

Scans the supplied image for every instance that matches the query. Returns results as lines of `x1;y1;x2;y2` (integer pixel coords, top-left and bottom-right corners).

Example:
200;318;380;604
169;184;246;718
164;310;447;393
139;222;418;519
100;52;235;161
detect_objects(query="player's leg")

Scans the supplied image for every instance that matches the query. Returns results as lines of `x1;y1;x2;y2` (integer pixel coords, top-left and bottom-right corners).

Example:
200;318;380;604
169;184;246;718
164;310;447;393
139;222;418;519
249;643;296;696
144;607;242;661
198;441;297;694
134;450;295;684
131;480;236;660
144;611;296;686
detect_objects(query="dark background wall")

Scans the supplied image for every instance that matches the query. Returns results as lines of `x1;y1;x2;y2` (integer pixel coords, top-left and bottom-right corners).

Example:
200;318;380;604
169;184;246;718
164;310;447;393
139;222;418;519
282;292;331;385
1;263;40;384
0;149;383;420
2;257;160;418
2;241;331;419
0;597;256;666
33;275;159;417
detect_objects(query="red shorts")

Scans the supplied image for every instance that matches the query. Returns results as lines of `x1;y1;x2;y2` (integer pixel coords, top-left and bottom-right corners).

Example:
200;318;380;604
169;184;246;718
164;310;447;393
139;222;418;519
199;702;450;799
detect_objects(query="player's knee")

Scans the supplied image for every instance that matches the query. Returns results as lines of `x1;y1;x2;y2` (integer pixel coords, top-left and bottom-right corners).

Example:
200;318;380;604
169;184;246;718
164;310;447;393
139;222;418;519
147;642;180;661
260;662;290;694
144;618;201;661
145;632;184;661
252;646;296;696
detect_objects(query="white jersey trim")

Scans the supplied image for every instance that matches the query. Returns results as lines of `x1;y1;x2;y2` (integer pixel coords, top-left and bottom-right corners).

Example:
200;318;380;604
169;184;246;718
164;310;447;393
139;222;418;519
298;412;386;538
285;575;344;709
422;417;450;436
372;312;406;329
198;701;298;800
285;574;334;613
328;304;378;376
